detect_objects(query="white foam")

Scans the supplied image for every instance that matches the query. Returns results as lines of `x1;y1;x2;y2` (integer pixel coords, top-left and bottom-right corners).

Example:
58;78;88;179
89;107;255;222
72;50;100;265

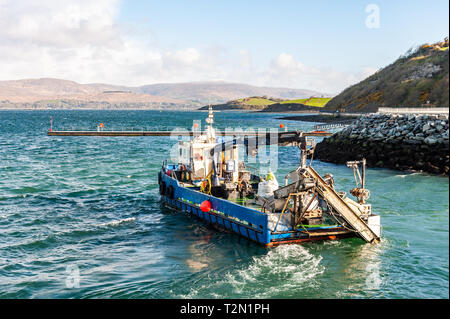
99;217;136;227
241;245;323;297
181;245;324;298
393;172;422;178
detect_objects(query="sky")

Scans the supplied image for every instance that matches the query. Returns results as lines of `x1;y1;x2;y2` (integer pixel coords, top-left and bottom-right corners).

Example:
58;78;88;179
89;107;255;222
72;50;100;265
0;0;448;94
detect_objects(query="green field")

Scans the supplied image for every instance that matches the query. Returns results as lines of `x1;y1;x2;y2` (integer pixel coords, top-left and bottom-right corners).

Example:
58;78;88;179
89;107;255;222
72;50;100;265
280;97;331;107
235;96;331;107
237;97;277;106
279;98;308;104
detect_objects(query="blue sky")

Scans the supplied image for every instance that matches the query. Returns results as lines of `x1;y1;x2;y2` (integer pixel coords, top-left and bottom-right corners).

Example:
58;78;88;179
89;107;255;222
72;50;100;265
118;0;448;71
0;0;448;93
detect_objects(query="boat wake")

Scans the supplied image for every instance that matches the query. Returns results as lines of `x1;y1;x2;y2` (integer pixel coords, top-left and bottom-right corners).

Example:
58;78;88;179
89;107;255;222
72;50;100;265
180;245;324;298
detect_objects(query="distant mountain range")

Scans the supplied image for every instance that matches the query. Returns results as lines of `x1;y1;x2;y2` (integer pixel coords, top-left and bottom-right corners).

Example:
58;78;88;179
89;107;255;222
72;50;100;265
0;78;327;109
324;38;449;112
0;78;181;109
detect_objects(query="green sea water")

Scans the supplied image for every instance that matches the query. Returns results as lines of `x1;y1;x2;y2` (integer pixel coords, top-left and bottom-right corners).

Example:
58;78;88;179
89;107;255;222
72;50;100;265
0;110;448;298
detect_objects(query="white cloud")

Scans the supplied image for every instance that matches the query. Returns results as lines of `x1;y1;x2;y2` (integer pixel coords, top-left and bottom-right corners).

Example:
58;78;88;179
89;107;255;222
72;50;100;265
272;53;305;70
239;50;252;69
251;53;378;94
165;48;200;66
0;0;121;48
0;0;377;93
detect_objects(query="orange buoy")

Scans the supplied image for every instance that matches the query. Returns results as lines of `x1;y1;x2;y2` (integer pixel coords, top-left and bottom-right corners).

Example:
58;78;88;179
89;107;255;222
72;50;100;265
200;200;211;212
193;123;199;128
279;123;284;129
99;123;104;128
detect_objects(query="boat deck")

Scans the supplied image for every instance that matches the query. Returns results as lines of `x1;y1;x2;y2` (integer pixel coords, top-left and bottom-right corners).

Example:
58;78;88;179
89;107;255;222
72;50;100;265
162;171;351;246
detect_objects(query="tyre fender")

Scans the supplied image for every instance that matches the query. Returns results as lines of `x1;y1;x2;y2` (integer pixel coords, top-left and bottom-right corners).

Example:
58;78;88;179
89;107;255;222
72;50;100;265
159;181;166;195
167;185;175;199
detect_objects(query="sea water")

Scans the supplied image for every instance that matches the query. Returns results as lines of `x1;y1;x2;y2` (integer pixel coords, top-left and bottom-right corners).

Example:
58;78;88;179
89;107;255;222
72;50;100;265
0;110;448;298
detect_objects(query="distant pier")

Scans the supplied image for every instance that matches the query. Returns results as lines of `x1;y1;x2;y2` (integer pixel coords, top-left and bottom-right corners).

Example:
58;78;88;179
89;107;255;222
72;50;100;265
47;130;332;137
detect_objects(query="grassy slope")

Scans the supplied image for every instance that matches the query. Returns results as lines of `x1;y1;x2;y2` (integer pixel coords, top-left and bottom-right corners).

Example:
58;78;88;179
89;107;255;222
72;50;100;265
324;38;449;112
199;95;331;111
280;97;331;107
237;97;277;106
239;96;331;107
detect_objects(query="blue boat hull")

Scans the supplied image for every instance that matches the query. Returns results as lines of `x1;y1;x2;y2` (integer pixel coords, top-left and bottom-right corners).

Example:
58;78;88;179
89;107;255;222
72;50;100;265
159;168;355;246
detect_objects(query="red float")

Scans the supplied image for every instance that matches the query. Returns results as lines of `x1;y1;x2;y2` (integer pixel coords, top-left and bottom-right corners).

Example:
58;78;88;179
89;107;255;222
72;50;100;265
200;200;211;212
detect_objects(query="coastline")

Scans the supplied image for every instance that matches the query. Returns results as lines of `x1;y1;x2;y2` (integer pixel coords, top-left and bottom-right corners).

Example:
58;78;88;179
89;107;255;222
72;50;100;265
316;113;449;175
0;107;197;111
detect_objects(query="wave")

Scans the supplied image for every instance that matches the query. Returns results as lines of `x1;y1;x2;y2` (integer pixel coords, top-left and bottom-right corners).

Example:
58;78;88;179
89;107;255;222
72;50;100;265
10;186;43;194
98;217;136;227
2;217;137;251
393;172;423;178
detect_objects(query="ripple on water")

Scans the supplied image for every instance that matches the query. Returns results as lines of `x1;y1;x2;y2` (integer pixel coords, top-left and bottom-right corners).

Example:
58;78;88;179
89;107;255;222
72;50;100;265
0;110;448;299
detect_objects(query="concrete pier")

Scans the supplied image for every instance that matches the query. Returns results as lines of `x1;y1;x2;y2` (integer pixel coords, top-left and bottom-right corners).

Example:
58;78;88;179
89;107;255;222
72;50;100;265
47;130;332;137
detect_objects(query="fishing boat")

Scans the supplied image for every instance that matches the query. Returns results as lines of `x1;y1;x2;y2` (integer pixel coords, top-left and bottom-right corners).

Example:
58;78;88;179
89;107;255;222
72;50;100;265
158;107;381;246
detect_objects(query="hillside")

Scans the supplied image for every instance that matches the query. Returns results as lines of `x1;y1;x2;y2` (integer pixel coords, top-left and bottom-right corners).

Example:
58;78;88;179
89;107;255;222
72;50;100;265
198;96;331;112
324;38;449;112
279;97;331;107
0;78;326;109
0;78;184;109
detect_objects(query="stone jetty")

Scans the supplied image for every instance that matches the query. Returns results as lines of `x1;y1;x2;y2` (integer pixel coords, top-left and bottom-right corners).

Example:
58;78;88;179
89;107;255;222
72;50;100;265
315;113;449;175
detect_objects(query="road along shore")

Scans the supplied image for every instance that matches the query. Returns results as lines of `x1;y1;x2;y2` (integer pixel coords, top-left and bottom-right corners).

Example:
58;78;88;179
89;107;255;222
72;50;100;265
276;114;358;124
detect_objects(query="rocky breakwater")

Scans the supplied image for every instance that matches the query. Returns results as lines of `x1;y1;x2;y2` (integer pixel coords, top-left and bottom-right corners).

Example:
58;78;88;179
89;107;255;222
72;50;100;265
315;113;449;175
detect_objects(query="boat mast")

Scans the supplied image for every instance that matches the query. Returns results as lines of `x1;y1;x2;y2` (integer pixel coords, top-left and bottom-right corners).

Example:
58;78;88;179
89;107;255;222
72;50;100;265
205;104;215;141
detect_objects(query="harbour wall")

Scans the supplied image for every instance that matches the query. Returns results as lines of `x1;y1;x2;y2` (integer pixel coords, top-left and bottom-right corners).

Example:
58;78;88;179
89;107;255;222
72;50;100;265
315;113;449;175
